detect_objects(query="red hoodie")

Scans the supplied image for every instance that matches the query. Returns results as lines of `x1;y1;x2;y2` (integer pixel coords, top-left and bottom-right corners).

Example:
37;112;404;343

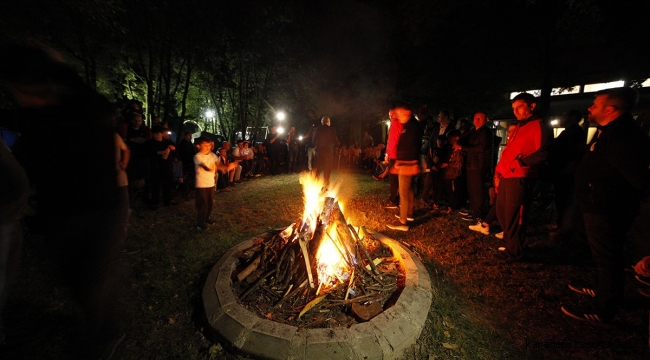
495;116;549;179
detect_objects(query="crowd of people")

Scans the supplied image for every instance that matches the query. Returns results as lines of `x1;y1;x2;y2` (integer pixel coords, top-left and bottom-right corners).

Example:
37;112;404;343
1;44;650;360
377;92;650;325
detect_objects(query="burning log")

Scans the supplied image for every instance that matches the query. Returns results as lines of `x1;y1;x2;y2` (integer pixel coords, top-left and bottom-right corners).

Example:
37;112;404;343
231;176;404;328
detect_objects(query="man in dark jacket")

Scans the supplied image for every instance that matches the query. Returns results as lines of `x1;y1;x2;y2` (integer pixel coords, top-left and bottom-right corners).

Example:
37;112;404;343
387;104;424;231
455;111;493;221
311;116;338;187
562;87;650;323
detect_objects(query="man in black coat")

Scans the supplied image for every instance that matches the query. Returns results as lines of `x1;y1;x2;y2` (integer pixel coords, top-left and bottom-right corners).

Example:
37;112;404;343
563;87;650;323
455;111;493;221
311;116;338;187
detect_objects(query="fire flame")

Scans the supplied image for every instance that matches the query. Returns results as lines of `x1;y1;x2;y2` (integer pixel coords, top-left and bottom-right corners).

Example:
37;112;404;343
299;172;348;289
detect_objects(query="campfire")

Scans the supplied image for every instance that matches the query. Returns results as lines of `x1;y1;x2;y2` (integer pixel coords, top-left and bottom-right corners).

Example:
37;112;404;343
232;173;405;327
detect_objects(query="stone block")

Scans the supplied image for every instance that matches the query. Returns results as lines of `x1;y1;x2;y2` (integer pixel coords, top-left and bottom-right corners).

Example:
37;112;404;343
305;328;356;360
372;306;417;356
241;319;297;359
214;303;260;349
287;329;307;359
348;322;385;360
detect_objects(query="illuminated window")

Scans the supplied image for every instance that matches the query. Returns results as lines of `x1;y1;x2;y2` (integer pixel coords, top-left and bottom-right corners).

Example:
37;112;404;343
551;86;580;96
510;89;541;99
584;80;625;93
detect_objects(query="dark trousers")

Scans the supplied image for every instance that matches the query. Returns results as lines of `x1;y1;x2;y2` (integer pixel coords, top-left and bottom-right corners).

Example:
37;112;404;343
583;212;634;319
466;168;486;218
432;170;445;206
269;149;280;174
53;206;125;345
444;178;461;209
0;145;29;333
150;166;172;205
288;147;299;173
195;187;214;225
495;177;535;260
483;195;497;225
314;151;333;185
389;173;399;205
419;171;433;202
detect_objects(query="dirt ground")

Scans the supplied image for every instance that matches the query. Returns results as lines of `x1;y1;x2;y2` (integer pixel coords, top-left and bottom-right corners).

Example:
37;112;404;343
1;169;648;359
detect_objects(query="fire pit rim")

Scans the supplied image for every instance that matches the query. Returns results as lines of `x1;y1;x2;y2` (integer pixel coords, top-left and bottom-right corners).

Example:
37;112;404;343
202;229;432;360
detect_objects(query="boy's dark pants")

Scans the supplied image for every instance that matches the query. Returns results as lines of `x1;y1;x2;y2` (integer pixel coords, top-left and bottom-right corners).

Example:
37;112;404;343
195;187;214;225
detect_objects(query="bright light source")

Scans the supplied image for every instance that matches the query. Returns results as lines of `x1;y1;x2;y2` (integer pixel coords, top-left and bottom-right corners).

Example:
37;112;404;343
550;119;559;126
167;131;172;135
494;120;500;127
298;136;303;141
385;120;391;129
277;126;285;134
205;110;214;118
584;80;625;93
276;111;286;121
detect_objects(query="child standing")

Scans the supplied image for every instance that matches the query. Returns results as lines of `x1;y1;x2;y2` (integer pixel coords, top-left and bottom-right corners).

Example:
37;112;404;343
441;130;465;213
194;137;218;230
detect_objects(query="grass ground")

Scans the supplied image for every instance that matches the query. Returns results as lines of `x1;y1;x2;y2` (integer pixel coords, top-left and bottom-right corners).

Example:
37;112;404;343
1;168;649;359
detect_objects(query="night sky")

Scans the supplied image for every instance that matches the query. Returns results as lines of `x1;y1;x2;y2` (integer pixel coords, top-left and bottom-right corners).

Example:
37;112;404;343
1;0;649;124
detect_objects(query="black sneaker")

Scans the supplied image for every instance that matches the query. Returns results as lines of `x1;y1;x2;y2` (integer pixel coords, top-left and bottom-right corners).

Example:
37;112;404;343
383;202;398;209
568;284;596;297
461;214;477;221
386;220;409;231
561;305;609;324
458;208;469;216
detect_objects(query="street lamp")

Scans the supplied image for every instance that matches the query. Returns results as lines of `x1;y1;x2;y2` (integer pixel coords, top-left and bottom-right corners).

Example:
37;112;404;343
277;126;285;134
276;111;286;121
205;110;215;133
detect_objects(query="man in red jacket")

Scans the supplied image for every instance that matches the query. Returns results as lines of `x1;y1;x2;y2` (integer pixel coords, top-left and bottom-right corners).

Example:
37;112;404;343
494;93;550;262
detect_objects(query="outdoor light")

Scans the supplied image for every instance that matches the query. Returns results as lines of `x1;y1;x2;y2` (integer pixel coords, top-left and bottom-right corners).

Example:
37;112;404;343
167;131;172;135
385;120;391;129
276;111;286;121
299;136;303;141
277;126;285;134
494;120;500;127
551;119;559;126
205;110;214;118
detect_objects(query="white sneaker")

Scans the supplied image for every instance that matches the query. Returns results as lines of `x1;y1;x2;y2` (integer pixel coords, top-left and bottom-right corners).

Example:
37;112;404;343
495;232;504;240
468;221;489;235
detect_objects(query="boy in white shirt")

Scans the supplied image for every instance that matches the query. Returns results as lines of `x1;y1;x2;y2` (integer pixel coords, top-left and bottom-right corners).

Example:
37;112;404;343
194;137;218;230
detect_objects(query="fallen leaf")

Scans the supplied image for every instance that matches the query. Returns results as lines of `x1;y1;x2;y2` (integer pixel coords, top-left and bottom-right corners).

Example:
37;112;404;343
444;331;450;338
442;342;459;350
208;343;222;354
168;318;176;324
299;294;326;319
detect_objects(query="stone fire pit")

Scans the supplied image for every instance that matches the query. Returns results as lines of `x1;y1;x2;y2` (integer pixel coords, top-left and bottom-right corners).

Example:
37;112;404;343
202;230;432;359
